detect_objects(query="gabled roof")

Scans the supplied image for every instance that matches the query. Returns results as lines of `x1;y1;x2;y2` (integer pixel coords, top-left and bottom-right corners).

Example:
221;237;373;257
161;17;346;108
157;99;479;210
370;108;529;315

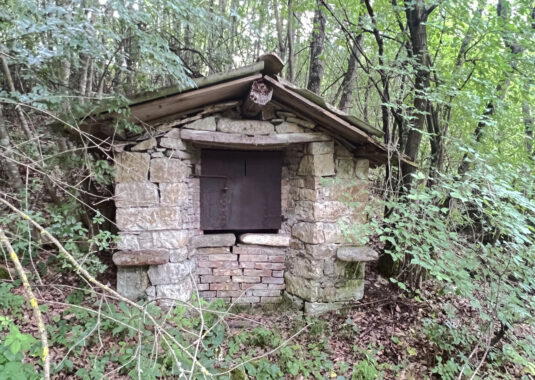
82;55;414;167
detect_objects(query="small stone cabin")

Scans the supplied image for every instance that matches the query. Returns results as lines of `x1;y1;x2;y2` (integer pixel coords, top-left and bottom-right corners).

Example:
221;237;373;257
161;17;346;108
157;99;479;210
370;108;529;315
89;55;403;313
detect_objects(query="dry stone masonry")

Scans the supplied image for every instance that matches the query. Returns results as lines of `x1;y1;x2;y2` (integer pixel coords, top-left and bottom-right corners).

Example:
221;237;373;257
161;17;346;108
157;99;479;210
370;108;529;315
113;102;378;312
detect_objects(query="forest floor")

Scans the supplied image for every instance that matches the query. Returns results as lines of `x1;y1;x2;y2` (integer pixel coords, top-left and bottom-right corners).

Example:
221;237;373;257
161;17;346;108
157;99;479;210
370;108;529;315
3;255;525;380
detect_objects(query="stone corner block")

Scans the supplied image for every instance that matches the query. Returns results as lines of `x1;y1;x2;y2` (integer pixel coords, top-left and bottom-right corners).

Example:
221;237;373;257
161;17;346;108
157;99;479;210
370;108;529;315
148;260;195;285
115;152;150;182
150;158;190;183
117;266;148;300
131;137;157;151
115;182;159;208
239;233;290;247
184;116;217;131
191;233;236;248
156;278;193;307
336;246;378;262
113;250;169;266
298;154;335;177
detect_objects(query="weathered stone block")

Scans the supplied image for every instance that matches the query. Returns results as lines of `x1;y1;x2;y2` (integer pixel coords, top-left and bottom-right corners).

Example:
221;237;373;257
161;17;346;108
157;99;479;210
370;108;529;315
166;150;192;160
355;159;369;179
115;182;159;208
165;128;181;139
116;152;150;182
169;247;189;262
304;301;344;315
298;154;335;177
196;247;231;254
217;118;274;135
323;223;346;244
156;278;193;305
117;234;139;250
116;207;182;231
184;116;217;131
335;143;353;157
337;246;378;262
146;286;156;298
113;250;169;266
238;234;290;247
305;244;337;259
191;233;236;248
147;260;195;285
159;137;187;150
131;137;157;151
284;273;333;302
289;256;323;279
159;183;188;205
292;222;324;244
286;117;315;129
321;179;368;202
295;201;347;222
117;266;148;300
152;230;191;248
334;261;365;280
150;158;189;182
335;158;355;179
283;291;305;309
307;141;334;155
275;122;305;133
334;279;364;302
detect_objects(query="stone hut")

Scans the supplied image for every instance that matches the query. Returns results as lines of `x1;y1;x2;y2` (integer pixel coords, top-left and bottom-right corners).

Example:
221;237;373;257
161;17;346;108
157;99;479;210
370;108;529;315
89;55;408;313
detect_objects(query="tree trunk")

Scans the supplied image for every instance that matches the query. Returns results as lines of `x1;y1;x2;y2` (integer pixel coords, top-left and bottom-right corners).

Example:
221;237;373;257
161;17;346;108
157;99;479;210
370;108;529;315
273;0;286;60
523;82;533;157
307;0;326;94
286;0;295;82
0;50;33;140
338;35;362;112
0;105;23;189
401;0;434;191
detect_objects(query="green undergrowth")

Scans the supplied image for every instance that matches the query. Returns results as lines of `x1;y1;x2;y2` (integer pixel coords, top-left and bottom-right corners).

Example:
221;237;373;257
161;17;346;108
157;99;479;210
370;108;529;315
0;281;395;380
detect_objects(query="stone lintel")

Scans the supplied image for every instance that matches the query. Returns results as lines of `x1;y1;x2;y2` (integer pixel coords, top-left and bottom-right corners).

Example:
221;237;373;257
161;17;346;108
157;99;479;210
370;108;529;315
336;246;378;262
191;233;236;248
113;250;169;266
180;129;330;149
238;233;290;247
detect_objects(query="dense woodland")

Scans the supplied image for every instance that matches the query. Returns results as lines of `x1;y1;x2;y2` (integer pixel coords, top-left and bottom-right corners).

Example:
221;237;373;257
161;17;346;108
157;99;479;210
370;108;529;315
0;0;534;379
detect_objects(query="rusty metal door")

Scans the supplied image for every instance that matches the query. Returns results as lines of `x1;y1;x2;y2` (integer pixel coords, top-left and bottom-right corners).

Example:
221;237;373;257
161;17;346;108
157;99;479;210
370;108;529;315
200;150;282;231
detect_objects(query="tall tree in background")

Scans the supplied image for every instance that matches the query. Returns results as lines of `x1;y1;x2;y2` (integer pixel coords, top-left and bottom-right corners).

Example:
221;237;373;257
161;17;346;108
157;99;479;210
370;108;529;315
307;0;326;94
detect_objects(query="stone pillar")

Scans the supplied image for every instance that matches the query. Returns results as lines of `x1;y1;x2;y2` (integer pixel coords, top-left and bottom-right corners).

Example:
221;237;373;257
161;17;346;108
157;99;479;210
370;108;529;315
284;141;376;313
114;126;201;306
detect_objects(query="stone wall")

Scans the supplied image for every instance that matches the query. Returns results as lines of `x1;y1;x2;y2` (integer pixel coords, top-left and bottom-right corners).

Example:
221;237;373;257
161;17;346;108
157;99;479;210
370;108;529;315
113;105;377;311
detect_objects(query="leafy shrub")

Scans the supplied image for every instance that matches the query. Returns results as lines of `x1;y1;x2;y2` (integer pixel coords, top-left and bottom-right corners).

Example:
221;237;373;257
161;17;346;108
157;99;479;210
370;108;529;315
364;155;535;376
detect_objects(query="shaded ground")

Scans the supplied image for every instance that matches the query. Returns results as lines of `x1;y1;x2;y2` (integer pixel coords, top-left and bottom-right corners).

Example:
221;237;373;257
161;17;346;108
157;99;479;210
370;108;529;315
3;257;527;379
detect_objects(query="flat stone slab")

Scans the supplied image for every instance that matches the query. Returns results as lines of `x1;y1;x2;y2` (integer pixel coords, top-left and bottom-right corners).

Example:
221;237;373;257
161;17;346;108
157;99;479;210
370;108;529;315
239;233;290;247
336;246;378;262
113;250;169;266
304;301;346;315
190;233;236;248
